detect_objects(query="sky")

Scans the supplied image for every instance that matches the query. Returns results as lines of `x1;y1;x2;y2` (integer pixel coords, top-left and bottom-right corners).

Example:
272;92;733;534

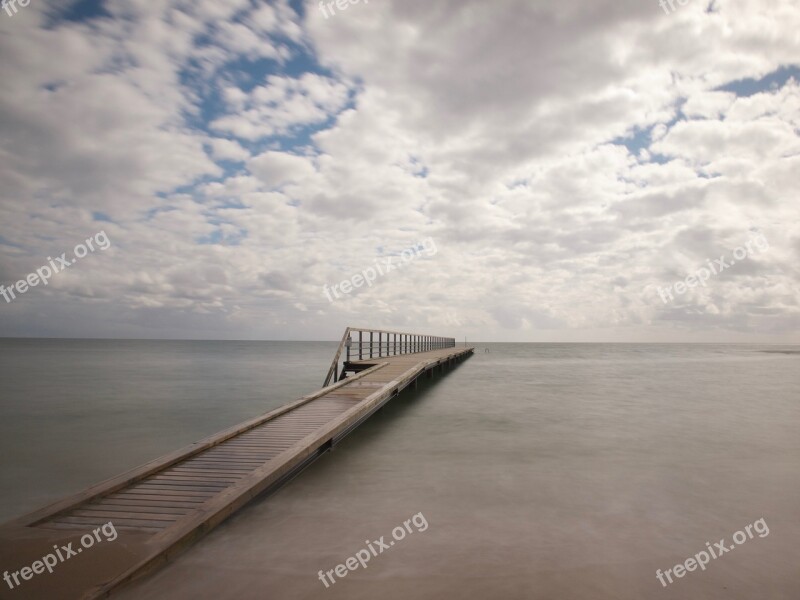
0;0;798;342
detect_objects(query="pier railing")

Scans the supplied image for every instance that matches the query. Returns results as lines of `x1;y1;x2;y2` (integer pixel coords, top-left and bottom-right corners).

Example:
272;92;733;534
324;327;455;386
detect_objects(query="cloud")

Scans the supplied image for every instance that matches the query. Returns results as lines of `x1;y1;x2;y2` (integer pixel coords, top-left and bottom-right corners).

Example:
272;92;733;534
248;151;316;188
0;0;798;342
208;138;251;162
211;73;352;140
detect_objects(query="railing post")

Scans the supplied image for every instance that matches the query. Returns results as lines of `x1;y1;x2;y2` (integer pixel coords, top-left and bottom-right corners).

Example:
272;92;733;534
327;328;457;387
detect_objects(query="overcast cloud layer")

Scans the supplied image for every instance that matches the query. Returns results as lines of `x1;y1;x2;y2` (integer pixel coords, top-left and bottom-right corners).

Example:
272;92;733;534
0;0;798;342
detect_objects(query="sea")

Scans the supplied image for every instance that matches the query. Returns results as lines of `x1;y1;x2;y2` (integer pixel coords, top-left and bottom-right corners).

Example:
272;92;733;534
1;340;798;599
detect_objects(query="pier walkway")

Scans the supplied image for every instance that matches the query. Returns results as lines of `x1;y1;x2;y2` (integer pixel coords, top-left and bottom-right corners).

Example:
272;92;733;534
0;328;473;599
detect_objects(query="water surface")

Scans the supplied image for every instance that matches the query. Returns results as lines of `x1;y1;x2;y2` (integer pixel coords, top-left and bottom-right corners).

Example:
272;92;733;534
2;342;799;599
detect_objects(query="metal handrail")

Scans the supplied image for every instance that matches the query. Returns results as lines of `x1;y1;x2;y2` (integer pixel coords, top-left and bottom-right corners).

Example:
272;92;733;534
323;327;353;389
323;326;456;387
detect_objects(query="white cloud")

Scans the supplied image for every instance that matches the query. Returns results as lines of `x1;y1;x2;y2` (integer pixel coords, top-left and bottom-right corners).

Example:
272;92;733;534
682;91;737;119
211;73;352;140
208;138;251;162
0;0;798;342
248;151;317;189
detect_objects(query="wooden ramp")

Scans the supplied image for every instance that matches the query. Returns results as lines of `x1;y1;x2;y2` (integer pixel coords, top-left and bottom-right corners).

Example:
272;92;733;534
0;328;473;600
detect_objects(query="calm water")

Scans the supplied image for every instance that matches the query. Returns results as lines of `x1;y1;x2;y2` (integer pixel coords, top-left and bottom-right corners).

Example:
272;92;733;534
0;339;337;521
2;341;799;599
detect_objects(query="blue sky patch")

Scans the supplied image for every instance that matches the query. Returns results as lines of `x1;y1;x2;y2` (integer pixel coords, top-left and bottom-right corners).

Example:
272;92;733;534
716;64;800;97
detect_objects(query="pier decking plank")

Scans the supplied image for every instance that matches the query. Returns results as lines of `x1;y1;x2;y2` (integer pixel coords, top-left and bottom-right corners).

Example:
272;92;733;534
0;341;472;600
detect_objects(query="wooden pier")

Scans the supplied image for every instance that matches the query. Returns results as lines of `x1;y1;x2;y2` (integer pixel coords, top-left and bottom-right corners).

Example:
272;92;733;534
0;328;473;600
